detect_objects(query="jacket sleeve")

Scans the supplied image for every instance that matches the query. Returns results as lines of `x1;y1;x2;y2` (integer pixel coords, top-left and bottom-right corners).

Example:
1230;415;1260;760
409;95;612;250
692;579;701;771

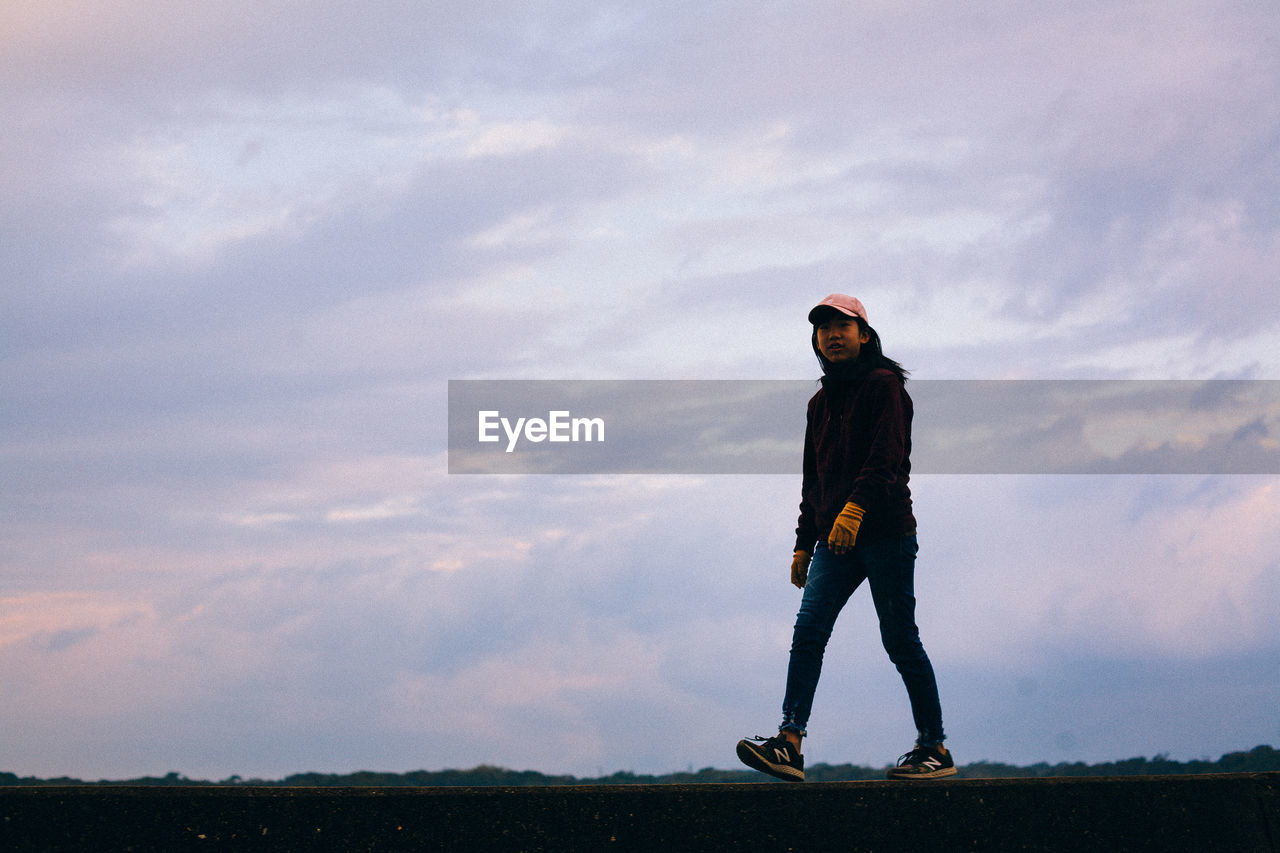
846;372;908;511
794;397;820;553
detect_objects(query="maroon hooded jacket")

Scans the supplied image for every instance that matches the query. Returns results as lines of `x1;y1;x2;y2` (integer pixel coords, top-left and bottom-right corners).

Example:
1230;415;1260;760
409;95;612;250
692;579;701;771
794;367;917;553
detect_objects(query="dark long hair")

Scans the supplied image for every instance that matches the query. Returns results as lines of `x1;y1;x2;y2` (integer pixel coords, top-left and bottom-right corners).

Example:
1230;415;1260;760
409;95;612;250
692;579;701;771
812;316;910;383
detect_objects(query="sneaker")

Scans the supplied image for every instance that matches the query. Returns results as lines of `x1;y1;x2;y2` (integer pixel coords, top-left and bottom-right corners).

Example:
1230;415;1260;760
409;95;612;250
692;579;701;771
886;743;956;779
736;734;805;782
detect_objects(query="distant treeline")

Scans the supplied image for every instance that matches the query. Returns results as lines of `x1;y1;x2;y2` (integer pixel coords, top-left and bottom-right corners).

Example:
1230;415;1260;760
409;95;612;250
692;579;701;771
3;744;1277;787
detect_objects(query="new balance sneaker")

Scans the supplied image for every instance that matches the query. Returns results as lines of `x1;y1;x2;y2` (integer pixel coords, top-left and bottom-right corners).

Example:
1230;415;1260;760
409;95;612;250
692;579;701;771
736;734;805;782
886;743;957;779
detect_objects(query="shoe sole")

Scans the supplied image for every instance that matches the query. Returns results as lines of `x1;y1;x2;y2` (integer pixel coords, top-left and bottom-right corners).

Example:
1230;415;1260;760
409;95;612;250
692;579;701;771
886;765;957;780
736;741;804;782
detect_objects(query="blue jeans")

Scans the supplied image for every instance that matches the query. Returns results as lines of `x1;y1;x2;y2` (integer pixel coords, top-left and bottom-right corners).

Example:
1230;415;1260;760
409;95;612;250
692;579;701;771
780;535;946;747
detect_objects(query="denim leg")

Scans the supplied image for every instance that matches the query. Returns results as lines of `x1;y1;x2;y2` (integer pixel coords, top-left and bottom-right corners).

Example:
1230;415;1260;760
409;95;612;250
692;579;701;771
863;535;946;746
780;543;863;735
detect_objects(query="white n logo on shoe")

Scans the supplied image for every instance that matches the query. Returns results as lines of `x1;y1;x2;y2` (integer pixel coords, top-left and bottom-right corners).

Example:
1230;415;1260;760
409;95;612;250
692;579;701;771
773;746;791;763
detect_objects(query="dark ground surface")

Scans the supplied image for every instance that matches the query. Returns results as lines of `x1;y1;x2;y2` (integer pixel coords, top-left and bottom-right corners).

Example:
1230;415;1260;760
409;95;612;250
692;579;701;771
1;772;1276;852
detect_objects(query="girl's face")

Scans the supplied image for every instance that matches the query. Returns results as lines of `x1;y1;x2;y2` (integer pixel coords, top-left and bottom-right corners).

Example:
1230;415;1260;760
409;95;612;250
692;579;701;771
816;315;869;363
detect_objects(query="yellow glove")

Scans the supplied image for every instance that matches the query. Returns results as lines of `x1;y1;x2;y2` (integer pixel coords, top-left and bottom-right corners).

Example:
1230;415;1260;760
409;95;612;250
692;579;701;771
790;550;812;589
827;502;865;554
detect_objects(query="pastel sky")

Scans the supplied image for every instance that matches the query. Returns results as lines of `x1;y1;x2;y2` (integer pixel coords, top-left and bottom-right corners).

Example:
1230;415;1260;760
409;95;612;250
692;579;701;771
3;0;1279;780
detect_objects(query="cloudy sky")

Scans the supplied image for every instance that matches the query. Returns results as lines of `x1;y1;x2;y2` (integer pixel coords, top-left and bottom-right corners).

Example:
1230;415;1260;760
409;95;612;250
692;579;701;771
4;0;1279;781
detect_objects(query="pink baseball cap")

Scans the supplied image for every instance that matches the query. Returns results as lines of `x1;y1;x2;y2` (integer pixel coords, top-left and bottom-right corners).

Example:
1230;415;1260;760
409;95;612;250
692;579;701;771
808;294;868;325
